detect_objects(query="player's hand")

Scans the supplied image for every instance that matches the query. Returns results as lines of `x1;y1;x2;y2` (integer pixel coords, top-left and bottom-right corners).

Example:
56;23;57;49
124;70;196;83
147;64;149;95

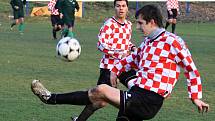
177;11;180;15
169;10;173;15
14;6;19;10
60;13;63;19
192;99;209;113
110;72;118;88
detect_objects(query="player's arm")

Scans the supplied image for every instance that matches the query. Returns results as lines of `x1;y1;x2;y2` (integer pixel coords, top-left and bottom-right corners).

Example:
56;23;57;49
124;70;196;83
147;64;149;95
10;0;17;10
127;22;136;52
55;0;62;13
47;0;54;11
166;0;173;15
23;0;26;5
55;0;63;18
112;52;139;75
111;51;139;87
75;0;80;12
128;32;136;52
192;99;209;113
172;37;209;113
97;24;124;59
172;38;202;99
176;0;180;15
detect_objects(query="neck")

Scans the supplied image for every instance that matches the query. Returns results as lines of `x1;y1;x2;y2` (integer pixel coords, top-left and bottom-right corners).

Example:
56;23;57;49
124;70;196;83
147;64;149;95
148;27;165;40
114;16;125;24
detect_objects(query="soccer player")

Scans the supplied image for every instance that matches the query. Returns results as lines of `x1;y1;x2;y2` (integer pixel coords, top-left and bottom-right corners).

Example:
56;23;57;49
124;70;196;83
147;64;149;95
31;5;209;121
74;0;136;120
10;0;26;34
165;0;180;34
55;0;79;38
48;0;63;40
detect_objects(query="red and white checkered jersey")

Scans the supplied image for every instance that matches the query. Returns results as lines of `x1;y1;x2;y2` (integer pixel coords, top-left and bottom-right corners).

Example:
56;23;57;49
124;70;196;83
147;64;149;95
48;0;59;15
166;0;179;11
111;31;202;100
97;17;135;69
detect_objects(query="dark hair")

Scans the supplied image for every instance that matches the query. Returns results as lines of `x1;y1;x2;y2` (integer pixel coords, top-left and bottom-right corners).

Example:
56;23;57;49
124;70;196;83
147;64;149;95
114;0;128;7
135;5;164;28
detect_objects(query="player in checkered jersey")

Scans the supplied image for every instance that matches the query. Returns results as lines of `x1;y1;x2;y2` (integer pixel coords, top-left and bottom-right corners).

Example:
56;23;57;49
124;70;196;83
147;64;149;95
165;0;180;34
31;5;209;121
96;0;136;88
75;0;137;120
48;0;63;40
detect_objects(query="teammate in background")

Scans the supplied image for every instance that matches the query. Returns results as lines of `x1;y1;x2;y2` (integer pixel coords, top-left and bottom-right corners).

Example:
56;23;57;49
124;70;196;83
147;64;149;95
48;0;63;40
74;0;136;120
165;0;180;34
31;5;209;121
55;0;79;38
10;0;26;34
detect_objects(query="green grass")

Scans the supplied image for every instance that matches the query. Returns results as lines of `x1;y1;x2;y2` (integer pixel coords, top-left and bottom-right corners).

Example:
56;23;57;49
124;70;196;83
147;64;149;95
0;21;214;121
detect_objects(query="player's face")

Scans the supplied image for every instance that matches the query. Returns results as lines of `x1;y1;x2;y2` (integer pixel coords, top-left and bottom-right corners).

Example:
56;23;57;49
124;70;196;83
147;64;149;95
136;15;153;36
114;1;128;20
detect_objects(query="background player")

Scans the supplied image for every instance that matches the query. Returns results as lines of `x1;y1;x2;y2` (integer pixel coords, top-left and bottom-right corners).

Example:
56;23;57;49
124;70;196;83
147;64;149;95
165;0;180;34
55;0;79;38
10;0;26;34
48;0;63;40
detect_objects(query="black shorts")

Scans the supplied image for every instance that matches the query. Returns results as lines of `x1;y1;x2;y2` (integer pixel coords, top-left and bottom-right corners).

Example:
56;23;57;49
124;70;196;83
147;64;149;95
51;15;64;26
117;86;164;121
167;9;178;19
97;68;137;87
13;9;24;19
65;20;75;28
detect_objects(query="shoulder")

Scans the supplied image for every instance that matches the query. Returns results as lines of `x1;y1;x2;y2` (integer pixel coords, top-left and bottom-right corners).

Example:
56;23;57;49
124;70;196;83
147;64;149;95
126;19;132;26
103;17;116;26
164;32;186;48
99;18;114;32
124;19;132;29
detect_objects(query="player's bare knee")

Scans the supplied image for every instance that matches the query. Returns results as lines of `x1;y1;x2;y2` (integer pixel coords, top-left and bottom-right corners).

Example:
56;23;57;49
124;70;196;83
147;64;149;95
88;86;104;102
172;19;177;24
89;84;109;99
168;19;173;23
97;84;112;96
15;21;19;24
54;26;58;30
89;87;99;97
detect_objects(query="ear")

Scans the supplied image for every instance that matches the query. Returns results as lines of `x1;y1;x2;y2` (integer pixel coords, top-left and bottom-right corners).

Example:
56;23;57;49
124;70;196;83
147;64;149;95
149;19;157;27
150;19;155;25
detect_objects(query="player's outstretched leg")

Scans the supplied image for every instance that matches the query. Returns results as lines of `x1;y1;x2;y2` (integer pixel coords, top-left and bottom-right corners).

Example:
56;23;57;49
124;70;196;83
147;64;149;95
31;80;92;105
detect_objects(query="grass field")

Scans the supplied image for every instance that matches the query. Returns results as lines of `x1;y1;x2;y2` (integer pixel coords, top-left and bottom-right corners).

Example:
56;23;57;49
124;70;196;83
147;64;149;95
0;20;214;121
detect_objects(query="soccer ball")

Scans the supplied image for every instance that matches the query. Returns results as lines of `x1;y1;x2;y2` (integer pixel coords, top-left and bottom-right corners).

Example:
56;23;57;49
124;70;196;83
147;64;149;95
56;37;81;61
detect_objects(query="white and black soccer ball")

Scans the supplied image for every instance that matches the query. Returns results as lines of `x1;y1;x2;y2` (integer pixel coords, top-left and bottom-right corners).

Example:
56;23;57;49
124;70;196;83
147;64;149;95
56;37;81;61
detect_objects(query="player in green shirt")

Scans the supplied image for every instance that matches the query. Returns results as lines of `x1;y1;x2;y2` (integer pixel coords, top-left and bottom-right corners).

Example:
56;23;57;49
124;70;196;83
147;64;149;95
55;0;79;38
10;0;26;34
